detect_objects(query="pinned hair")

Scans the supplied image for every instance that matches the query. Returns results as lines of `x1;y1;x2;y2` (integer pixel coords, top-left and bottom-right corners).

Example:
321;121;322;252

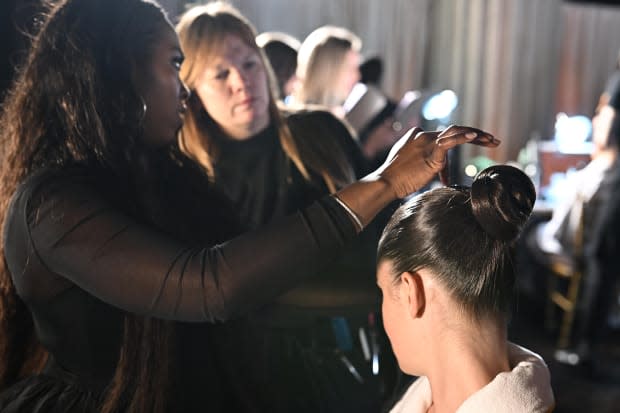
471;165;535;242
378;164;535;320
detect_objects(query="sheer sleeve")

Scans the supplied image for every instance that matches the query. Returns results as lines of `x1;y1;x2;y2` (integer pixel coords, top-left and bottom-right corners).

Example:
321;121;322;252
4;171;357;322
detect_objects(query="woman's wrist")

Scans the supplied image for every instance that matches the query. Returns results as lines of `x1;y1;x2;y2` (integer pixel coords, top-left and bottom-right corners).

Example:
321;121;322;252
332;194;364;232
335;176;396;229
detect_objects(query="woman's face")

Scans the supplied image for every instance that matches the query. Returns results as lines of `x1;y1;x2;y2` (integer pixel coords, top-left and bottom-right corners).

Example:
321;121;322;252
335;49;361;102
194;34;271;140
592;105;616;151
135;25;189;147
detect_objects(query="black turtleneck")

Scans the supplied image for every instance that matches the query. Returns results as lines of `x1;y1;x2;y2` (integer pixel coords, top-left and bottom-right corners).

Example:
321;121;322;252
213;122;324;230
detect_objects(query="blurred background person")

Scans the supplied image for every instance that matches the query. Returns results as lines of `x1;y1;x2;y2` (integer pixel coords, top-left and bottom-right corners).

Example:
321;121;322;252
596;49;620;111
531;80;620;261
348;54;407;169
176;3;381;411
514;73;620;372
359;55;385;87
255;30;300;102
293;25;362;119
574;83;620;376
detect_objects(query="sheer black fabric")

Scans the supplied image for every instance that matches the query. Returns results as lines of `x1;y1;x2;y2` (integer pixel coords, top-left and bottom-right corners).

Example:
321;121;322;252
0;165;357;412
209;110;387;413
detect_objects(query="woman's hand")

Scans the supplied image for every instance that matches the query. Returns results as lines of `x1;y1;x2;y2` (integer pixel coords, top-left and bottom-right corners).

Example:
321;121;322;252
373;125;499;198
335;125;499;230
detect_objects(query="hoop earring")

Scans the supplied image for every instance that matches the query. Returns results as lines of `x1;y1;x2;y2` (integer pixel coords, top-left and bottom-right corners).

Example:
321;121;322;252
139;96;148;123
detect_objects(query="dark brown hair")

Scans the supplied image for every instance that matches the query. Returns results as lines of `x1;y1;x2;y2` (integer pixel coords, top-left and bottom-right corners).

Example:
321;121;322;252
378;165;535;320
0;0;178;411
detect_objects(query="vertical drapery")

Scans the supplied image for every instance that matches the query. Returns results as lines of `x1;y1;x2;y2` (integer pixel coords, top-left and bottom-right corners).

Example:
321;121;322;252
168;0;620;163
556;5;620;117
423;0;562;162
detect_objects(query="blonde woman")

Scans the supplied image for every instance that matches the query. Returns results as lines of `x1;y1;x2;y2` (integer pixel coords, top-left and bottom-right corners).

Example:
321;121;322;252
294;25;362;118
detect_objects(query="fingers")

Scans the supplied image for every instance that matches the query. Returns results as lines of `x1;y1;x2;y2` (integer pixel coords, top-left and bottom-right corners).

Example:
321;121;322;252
469;133;500;147
407;126;424;140
438;164;450;185
438;125;500;147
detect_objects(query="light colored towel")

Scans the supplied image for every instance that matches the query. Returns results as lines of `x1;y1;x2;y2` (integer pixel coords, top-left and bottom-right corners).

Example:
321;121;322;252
389;343;555;413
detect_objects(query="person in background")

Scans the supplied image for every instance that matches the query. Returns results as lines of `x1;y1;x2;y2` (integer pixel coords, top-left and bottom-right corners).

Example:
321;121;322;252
596;49;620;112
293;25;362;119
256;31;300;101
359;55;384;87
515;70;620;370
176;3;379;411
355;54;404;168
0;0;497;411
377;165;555;413
532;80;620;260
576;84;620;376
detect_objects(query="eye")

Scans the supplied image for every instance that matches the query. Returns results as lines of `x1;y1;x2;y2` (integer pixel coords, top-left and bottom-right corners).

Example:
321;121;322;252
215;69;229;80
243;60;257;70
172;56;183;71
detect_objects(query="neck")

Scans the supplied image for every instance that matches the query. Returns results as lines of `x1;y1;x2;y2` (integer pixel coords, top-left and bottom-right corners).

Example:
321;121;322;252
425;319;509;413
222;117;271;141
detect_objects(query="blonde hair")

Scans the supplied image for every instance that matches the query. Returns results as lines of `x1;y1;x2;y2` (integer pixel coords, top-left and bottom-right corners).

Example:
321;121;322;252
295;26;362;107
176;2;310;183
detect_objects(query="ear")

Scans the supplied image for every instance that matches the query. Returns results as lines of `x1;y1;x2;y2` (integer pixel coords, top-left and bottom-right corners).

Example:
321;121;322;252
400;271;425;318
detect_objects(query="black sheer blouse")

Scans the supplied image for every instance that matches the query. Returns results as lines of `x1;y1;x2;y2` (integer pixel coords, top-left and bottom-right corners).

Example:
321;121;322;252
2;166;357;393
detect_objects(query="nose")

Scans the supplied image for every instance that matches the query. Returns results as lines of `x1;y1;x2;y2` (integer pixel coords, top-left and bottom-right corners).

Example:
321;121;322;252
230;67;249;92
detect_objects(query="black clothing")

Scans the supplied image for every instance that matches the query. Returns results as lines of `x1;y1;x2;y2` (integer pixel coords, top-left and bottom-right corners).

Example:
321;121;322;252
581;161;620;348
213;111;368;229
0;164;358;412
210;110;386;413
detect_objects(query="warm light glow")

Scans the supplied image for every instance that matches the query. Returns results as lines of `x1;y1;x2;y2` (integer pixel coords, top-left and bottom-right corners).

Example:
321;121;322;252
464;164;478;177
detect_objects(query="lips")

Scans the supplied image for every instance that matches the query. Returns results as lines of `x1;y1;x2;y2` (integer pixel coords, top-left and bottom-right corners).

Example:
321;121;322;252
238;97;254;107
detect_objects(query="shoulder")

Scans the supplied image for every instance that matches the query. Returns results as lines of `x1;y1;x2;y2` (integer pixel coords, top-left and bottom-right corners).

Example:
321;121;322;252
389;376;432;413
16;165;105;200
7;166;117;231
284;107;363;160
457;343;555;413
3;167;109;301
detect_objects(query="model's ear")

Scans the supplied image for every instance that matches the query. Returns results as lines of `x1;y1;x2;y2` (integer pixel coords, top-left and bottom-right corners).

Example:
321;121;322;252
400;271;425;318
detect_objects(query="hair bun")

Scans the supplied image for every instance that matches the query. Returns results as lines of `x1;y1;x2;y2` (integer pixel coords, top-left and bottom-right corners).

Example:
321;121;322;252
470;164;535;242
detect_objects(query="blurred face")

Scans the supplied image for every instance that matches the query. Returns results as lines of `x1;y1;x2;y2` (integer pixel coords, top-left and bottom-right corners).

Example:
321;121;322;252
135;25;189;147
592;105;616;151
335;49;361;102
283;74;299;97
194;35;270;140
